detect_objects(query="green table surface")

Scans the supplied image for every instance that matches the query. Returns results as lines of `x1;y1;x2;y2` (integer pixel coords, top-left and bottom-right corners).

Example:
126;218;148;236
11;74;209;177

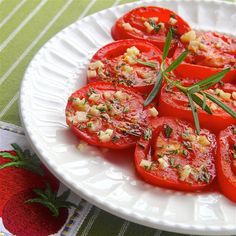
0;0;235;235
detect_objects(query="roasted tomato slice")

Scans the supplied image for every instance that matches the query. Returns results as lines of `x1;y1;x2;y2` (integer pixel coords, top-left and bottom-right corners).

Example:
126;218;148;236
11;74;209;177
111;6;191;56
217;125;236;202
87;39;163;94
65;82;159;149
158;82;236;133
173;30;236;83
135;117;216;191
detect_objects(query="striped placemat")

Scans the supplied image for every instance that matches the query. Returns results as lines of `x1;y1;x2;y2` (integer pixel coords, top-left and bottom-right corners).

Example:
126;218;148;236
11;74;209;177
0;0;235;236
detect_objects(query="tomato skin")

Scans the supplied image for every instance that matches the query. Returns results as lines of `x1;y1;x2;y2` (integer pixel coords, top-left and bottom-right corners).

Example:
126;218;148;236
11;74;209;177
174;63;236;84
66;82;158;149
135;117;216;191
111;6;191;56
87;39;163;94
158;82;236;133
216;125;236;202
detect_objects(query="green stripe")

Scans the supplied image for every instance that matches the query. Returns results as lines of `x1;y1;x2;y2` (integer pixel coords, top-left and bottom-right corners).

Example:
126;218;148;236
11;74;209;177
0;0;21;23
85;0;116;16
77;207;124;236
0;0;40;44
1;99;20;126
119;0;137;4
123;222;156;236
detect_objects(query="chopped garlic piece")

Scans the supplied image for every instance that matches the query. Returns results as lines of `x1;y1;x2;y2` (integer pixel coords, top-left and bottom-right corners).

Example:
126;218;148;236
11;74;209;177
126;46;140;56
180;30;196;43
87;119;101;132
199;43;207;51
75;111;88;122
219;90;231;101
98;129;113;142
158;22;165;30
168;17;177;25
150;17;159;22
87;70;97;78
140;159;153;170
89;93;101;102
72;97;89;111
77;141;88;151
198;135;210;146
180;165;192;181
89;60;104;70
232;92;236;100
148;107;159;117
122;22;133;31
158;156;169;170
188;40;200;53
209;103;218;111
114;90;129;101
121;64;133;73
124;55;136;65
144;21;154;33
89;105;100;116
103;91;113;100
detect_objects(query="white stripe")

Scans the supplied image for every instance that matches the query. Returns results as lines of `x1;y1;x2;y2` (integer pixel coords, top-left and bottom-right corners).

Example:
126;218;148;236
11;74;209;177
0;0;27;29
0;91;19;118
113;0;122;6
0;0;47;52
0;0;73;87
0;0;5;5
64;201;92;236
78;0;98;20
0;121;24;133
80;208;101;236
117;221;130;236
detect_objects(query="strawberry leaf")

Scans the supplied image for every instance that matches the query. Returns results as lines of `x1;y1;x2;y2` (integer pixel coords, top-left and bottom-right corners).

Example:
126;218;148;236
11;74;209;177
0;152;18;161
26;184;77;217
0;143;44;176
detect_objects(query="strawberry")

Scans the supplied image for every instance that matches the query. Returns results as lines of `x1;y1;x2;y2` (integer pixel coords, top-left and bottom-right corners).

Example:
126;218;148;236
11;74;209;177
2;184;75;236
0;144;59;216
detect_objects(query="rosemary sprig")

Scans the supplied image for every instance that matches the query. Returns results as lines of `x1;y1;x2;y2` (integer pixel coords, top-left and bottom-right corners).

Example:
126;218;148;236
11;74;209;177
26;183;76;217
143;29;236;134
135;59;157;68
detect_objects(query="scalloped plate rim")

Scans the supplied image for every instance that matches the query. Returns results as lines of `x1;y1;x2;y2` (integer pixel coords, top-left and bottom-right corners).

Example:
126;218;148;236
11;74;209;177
19;0;236;235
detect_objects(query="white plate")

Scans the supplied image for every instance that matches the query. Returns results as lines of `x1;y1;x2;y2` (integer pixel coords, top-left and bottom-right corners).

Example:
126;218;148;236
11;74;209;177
20;0;236;235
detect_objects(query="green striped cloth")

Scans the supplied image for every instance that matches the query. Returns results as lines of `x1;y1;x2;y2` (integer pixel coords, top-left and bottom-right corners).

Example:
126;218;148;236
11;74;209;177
0;1;235;236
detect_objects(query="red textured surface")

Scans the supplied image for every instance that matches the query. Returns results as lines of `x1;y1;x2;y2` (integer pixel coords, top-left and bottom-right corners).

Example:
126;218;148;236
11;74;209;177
0;151;59;216
2;190;68;236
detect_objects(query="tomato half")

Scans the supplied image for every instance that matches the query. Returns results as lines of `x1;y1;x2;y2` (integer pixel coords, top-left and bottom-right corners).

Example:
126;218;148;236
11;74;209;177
87;39;163;94
135;117;216;191
216;125;236;202
158;82;236;133
173;30;236;83
65;82;159;149
111;6;191;56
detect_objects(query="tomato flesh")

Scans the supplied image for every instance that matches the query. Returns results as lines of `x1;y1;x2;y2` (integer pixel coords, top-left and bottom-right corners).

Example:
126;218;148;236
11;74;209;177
173;31;236;83
217;125;236;202
111;6;191;56
66;82;158;149
87;39;163;94
135;117;216;191
158;82;236;133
